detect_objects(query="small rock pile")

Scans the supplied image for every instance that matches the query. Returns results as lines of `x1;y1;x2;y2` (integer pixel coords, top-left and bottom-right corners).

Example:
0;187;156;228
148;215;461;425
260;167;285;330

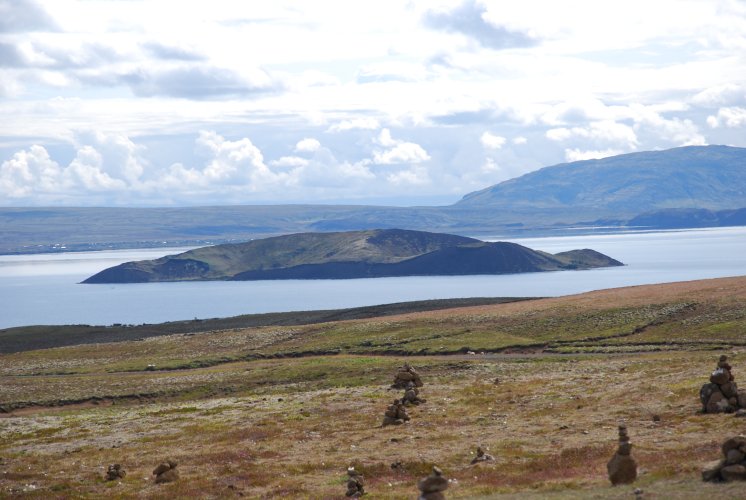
345;467;365;497
383;399;410;426
702;436;746;482
391;363;423;389
700;355;746;413
470;446;494;465
105;463;126;481
153;459;179;484
401;381;426;406
417;466;449;499
607;425;637;485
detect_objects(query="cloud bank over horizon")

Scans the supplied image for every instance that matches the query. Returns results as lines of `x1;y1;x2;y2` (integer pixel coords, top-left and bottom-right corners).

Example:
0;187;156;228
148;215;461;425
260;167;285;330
1;0;745;206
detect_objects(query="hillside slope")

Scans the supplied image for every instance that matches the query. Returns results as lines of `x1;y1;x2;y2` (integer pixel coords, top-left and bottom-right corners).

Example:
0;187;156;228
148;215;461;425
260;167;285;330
457;145;746;216
82;229;622;283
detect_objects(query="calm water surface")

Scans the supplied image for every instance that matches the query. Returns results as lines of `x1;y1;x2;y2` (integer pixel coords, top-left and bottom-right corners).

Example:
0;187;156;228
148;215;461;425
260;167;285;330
1;227;745;328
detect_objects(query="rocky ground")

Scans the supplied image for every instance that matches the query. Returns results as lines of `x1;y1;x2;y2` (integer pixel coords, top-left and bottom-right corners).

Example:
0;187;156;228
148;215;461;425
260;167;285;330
2;276;746;498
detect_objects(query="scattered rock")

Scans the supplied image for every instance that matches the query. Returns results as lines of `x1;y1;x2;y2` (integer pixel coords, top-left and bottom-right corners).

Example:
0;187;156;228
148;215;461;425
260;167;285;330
607;424;637;485
417;466;449;500
726;448;745;465
470;446;495;465
391;363;423;389
706;391;731;414
702;459;725;482
153;459;179;484
711;368;730;386
739;391;746;409
701;355;743;413
391;460;403;470
721;464;746;481
702;435;746;482
401;381;426;406
735;409;746;418
105;463;126;481
382;399;410;426
345;467;365;497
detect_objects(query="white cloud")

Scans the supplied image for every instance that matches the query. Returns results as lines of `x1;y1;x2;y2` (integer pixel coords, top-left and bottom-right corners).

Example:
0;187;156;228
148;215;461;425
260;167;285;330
707;107;746;128
628;107;706;145
294;138;321;153
0;143;126;201
375;128;398;147
480;131;506;149
372;129;431;165
73;130;146;184
481;157;501;173
327;117;380;132
564;148;624;162
194;130;275;186
692;84;745;107
66;146;126;191
386;165;430;186
270;156;309;168
546;121;638;148
373;143;431;165
2;1;746;206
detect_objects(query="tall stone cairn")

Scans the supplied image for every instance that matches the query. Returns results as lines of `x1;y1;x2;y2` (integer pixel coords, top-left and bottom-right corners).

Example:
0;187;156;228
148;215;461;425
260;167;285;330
607;425;637;485
391;363;423;389
702;436;746;482
417;466;449;500
401;381;426;406
700;355;746;413
105;463;126;481
470;445;495;464
152;459;179;484
382;399;410;426
345;467;365;497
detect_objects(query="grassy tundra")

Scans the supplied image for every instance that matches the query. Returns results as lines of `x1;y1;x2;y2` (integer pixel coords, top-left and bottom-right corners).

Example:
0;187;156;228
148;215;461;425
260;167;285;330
2;276;746;498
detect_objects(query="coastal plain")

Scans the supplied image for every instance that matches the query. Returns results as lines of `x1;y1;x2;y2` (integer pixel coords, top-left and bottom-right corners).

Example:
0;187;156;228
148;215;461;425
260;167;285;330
2;276;746;498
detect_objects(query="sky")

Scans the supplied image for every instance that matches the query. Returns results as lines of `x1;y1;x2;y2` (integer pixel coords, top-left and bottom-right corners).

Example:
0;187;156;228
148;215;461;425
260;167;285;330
1;0;746;207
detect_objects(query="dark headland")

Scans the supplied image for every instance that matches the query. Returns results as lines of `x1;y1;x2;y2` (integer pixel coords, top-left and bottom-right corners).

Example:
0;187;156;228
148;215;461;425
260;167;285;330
82;228;623;284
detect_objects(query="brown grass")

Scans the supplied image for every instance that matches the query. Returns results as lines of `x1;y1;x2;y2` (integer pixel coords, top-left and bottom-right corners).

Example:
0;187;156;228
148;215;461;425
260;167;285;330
2;276;746;498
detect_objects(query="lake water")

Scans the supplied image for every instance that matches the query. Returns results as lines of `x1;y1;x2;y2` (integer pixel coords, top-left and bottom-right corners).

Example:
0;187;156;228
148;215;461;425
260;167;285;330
1;227;745;328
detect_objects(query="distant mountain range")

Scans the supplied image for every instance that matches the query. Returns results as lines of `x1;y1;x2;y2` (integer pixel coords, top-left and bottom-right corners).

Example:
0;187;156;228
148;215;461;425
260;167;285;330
457;145;746;214
82;229;623;283
2;145;745;253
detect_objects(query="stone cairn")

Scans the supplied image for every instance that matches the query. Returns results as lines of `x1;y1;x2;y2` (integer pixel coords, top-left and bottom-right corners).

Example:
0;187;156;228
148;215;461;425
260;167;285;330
607;425;637;485
152;459;179;484
702;435;746;482
401;381;426;406
417;466;449;500
391;363;423;389
382;399;410;426
470;446;495;465
700;355;746;413
345;467;365;497
105;463;126;481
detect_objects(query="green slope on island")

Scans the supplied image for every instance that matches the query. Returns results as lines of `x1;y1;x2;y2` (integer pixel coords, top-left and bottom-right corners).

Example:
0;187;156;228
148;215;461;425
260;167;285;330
82;229;622;283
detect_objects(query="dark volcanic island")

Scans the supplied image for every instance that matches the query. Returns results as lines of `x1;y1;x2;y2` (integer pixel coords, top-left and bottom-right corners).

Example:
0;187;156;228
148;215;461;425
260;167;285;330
82;229;623;284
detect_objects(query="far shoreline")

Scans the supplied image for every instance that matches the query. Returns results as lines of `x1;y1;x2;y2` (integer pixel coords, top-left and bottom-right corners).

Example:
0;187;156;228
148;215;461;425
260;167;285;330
4;225;742;256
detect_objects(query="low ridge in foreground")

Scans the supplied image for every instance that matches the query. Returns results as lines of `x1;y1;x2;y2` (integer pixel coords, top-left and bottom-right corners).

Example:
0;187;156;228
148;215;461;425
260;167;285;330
83;228;622;283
